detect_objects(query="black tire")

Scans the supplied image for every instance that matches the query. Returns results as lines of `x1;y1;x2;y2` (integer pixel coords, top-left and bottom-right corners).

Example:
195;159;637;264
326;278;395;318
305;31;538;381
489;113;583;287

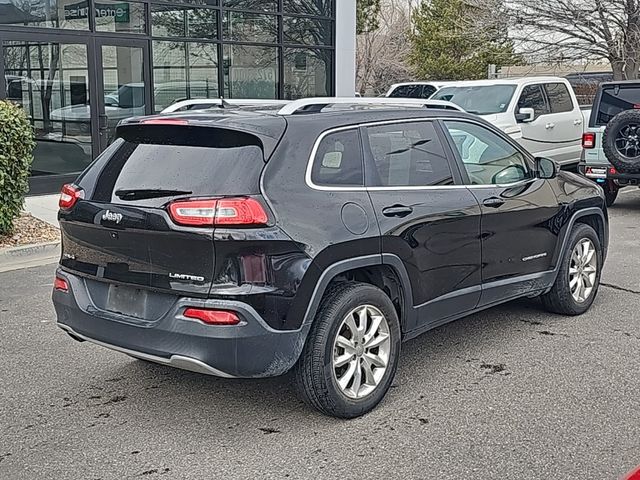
541;224;602;315
603;109;640;173
294;282;401;419
603;181;619;207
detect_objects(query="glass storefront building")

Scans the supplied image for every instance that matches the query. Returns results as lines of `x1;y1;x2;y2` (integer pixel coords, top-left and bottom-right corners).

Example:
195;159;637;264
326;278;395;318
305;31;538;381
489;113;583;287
0;0;354;193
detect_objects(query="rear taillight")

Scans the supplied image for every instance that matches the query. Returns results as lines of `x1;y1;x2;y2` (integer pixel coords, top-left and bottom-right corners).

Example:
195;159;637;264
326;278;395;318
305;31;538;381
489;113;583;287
215;198;268;225
168;198;268;227
59;184;84;210
582;132;596;149
183;308;240;326
54;276;68;293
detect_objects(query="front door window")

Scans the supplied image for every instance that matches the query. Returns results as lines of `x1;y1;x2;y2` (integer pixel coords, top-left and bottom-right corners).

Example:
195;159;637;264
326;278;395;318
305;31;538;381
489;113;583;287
444;120;534;185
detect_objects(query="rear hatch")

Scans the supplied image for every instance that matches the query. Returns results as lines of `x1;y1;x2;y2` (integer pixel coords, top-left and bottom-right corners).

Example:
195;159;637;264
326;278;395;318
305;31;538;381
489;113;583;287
585;83;640;166
59;121;277;306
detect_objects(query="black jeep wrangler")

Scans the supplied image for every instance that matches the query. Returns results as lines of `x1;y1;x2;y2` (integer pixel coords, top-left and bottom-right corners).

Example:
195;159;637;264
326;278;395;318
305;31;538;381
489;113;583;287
53;98;608;418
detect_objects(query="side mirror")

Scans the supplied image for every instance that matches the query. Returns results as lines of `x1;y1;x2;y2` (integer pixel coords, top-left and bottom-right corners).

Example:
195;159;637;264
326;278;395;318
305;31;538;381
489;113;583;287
516;107;535;123
536;157;558;179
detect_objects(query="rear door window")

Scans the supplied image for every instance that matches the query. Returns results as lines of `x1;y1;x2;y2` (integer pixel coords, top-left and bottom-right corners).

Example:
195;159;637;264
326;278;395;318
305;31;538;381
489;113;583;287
91;126;265;205
518;85;550;119
365;121;454;187
544;83;574;113
595;85;640;125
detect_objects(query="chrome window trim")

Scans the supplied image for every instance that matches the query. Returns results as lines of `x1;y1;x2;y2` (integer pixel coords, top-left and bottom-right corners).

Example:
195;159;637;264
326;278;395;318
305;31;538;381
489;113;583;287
305;117;535;192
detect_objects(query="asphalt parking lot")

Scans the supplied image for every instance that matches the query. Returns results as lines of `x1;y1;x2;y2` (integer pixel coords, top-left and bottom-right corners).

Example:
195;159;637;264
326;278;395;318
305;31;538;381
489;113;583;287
2;189;640;480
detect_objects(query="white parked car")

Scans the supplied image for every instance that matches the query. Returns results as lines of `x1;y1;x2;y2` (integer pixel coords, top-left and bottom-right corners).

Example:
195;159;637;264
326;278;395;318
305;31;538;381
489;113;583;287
432;77;590;167
385;81;456;99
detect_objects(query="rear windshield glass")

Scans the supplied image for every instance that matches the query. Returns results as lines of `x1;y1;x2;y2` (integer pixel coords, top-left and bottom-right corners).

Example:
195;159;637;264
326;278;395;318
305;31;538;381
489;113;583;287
594;86;640;126
433;85;516;114
92;125;264;203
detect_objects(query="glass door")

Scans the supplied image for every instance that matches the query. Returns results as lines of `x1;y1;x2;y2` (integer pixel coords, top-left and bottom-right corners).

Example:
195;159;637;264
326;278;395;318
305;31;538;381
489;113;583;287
95;38;150;151
2;37;95;188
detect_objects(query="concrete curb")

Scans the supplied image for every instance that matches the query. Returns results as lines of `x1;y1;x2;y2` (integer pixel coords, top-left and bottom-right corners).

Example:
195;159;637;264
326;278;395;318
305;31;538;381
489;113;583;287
0;241;60;273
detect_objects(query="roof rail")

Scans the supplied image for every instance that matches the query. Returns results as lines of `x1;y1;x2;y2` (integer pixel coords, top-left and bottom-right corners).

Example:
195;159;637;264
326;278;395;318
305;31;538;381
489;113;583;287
162;98;290;113
276;97;464;115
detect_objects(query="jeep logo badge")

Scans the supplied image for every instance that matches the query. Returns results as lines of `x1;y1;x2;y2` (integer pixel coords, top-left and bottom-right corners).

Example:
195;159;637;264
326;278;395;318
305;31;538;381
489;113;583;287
102;210;123;224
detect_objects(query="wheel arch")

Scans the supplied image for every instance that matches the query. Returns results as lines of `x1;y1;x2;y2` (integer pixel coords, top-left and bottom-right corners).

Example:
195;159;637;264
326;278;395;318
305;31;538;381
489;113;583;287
554;207;608;276
300;254;415;335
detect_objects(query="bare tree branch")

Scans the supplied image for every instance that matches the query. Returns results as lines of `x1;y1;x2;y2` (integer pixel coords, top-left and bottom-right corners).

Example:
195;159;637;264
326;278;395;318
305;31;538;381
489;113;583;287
508;0;640;79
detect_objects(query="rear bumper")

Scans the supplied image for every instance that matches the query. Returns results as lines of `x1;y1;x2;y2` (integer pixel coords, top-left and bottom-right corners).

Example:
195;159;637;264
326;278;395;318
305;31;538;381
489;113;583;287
52;270;308;378
608;170;640;186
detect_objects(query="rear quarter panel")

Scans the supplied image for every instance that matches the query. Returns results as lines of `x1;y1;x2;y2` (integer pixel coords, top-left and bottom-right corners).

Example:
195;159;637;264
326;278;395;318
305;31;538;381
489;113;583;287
547;171;607;266
261;118;382;331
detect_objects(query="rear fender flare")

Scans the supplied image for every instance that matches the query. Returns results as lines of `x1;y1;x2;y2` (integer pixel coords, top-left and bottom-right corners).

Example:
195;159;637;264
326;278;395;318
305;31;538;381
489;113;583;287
299;254;414;332
551;207;608;282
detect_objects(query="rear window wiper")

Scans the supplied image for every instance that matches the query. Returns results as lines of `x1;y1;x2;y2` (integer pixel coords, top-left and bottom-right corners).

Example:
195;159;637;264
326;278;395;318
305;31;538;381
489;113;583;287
114;188;192;200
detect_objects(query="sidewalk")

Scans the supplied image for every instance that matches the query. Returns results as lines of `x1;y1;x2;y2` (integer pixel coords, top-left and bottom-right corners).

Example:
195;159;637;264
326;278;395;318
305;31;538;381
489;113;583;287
24;194;59;227
0;195;60;273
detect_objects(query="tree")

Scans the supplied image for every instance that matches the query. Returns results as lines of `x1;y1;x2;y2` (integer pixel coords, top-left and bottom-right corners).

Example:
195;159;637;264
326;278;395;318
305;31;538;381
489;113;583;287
357;0;381;34
409;0;521;80
356;0;412;95
507;0;640;80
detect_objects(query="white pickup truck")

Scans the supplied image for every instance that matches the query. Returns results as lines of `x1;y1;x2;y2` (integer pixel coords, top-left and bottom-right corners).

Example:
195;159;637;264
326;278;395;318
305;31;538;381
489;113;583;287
432;77;590;167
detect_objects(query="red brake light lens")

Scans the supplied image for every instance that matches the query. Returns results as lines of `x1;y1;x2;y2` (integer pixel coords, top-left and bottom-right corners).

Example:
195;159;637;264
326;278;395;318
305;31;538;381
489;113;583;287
183;308;240;325
215;198;268;225
582;132;596;149
168;198;268;227
54;276;68;292
609;166;618;175
59;184;84;210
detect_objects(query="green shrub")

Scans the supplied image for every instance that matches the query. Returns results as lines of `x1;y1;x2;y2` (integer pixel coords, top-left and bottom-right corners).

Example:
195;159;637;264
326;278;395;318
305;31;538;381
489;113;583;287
0;100;35;235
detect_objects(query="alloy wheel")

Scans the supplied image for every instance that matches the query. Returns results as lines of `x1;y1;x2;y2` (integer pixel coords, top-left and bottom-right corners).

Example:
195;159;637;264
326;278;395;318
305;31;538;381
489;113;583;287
332;305;391;399
615;124;640;158
569;238;598;303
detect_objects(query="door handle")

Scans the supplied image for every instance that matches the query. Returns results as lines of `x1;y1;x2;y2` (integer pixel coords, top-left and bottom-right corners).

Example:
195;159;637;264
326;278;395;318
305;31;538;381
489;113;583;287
382;205;413;217
574;119;583;125
483;197;505;208
545;122;555;129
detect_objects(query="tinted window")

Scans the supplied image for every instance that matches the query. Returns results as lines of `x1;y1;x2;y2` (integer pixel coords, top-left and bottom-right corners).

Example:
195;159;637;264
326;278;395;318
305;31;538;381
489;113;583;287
444;121;533;185
311;129;364;186
517;85;549;118
422;85;437;98
388;85;424;98
92;126;265;203
433;85;516;114
366;121;453;187
545;83;574;113
595;86;640;126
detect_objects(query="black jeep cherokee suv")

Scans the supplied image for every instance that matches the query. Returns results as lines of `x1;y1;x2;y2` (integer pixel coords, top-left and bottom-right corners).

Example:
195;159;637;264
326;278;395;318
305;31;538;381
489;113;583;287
53;99;608;418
